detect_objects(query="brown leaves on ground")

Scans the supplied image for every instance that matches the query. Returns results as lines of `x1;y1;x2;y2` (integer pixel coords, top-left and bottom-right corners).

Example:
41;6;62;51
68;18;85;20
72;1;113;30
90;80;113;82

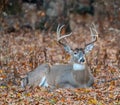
0;26;120;104
0;86;119;105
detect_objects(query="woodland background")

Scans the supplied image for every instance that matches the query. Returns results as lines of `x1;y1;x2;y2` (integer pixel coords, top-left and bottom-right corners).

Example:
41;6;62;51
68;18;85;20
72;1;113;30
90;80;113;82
0;0;120;104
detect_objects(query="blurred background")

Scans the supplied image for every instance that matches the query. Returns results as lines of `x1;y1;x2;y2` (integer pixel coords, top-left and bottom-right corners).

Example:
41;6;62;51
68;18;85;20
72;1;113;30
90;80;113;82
0;0;120;34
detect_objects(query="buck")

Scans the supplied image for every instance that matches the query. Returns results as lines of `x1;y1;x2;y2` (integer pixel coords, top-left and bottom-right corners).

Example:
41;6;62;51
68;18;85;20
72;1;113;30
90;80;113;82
21;23;98;89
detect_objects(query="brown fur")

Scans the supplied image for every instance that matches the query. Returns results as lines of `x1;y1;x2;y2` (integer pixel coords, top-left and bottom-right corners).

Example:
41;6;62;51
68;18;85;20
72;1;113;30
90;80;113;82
46;64;94;88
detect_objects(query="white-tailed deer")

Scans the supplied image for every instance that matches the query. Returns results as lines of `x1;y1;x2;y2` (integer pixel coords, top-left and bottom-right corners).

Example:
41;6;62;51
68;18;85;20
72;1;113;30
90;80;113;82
21;23;98;89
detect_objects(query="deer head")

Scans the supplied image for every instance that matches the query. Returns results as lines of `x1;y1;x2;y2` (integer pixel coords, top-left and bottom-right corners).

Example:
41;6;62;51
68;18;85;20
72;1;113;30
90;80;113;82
57;23;98;69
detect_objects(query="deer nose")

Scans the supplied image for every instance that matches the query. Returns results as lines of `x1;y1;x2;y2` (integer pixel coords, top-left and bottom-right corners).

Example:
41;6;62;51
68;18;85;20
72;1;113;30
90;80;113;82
79;58;85;63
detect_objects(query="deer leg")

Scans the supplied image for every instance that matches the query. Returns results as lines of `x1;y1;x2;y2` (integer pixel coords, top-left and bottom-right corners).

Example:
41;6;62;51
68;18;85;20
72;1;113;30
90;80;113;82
21;64;50;87
86;74;94;87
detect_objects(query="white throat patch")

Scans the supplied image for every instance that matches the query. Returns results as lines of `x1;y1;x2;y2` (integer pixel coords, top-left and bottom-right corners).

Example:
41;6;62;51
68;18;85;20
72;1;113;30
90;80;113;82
73;63;85;71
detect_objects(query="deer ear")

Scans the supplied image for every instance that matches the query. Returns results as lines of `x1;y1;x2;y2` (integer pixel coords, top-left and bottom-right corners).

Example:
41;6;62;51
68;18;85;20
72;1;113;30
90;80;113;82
84;43;94;54
64;45;73;54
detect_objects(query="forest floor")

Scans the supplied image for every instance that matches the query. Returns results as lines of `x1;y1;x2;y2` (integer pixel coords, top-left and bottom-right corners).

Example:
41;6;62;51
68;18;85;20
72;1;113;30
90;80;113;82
0;24;120;104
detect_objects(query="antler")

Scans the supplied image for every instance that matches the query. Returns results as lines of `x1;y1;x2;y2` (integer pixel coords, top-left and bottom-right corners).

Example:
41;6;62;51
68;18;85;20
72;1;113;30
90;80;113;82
57;25;73;53
57;25;72;44
86;23;98;46
84;23;98;54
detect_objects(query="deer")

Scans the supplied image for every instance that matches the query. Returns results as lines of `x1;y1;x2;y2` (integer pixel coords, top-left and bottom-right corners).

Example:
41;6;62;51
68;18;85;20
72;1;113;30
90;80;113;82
21;23;98;89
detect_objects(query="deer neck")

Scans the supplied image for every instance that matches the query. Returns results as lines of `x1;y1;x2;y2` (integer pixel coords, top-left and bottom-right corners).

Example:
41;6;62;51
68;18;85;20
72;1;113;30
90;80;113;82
73;63;86;71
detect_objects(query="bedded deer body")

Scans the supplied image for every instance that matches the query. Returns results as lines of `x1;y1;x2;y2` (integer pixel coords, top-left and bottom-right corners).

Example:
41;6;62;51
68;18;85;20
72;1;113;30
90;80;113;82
21;24;98;88
46;63;94;88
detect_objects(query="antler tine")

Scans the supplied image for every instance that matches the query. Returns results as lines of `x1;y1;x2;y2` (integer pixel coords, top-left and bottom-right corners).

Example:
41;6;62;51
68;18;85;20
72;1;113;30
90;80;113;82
90;23;98;40
57;24;73;54
57;24;64;40
85;23;98;47
84;23;98;54
57;24;72;41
